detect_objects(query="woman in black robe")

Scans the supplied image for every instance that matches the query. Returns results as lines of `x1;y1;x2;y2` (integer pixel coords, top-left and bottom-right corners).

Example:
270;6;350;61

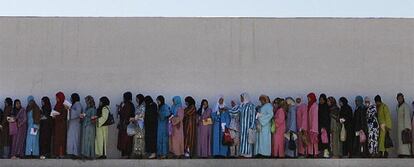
144;96;158;159
339;97;354;158
318;94;331;158
352;96;368;157
39;97;53;159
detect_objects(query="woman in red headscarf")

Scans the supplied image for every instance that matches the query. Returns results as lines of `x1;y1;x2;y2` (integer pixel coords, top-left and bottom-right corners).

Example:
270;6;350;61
52;92;68;158
306;92;319;158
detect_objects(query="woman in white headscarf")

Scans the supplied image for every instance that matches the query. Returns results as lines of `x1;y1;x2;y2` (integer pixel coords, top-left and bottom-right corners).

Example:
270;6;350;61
364;96;379;157
211;95;230;157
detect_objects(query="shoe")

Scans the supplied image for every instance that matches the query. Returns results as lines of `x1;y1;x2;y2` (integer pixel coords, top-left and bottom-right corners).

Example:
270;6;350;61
323;149;330;158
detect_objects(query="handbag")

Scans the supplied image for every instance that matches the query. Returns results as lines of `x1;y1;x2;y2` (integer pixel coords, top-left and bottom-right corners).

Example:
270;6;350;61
126;122;138;136
385;130;393;148
340;123;347;142
288;132;297;150
299;130;310;146
9;122;17;135
248;128;256;144
202;118;213;126
222;128;234;146
401;128;412;144
102;107;115;126
359;130;367;143
270;118;276;133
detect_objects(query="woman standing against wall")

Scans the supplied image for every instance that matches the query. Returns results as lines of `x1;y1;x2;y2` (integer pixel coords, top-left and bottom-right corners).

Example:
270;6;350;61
95;97;110;159
296;97;308;157
307;93;319;158
395;93;412;158
39;97;52;159
375;95;392;158
52;92;67;159
272;98;286;158
10;99;27;159
156;95;170;158
364;97;379;157
117;92;135;158
328;96;342;158
318;94;330;158
25;96;41;158
131;94;145;158
255;95;273;157
285;97;297;158
197;99;212;158
169;96;184;158
0;98;13;158
352;96;368;157
339;97;353;158
81;96;97;159
183;96;197;158
144;96;158;159
211;96;230;158
67;93;82;158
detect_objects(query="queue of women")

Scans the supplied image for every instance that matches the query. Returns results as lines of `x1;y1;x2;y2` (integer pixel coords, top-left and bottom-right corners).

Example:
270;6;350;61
0;91;413;159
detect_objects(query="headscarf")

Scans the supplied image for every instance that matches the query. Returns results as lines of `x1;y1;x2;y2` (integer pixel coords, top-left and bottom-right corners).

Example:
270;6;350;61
41;96;52;116
364;96;371;107
214;95;225;113
339;97;349;106
144;96;154;107
285;97;295;106
156;95;165;108
328;96;338;107
71;93;80;104
355;96;364;108
5;97;13;107
27;95;41;124
374;95;382;103
136;94;145;105
307;92;317;110
97;96;110;118
55;92;65;110
319;94;327;104
85;95;96;109
26;95;35;112
171;96;182;116
241;92;250;104
123;92;132;102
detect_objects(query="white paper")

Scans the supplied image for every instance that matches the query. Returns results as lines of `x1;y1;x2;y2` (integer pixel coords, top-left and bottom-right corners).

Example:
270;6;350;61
50;110;60;116
30;128;38;135
63;100;72;108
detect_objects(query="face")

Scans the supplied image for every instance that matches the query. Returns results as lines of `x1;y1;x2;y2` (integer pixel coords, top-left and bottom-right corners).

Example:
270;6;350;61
136;98;140;104
296;98;301;104
203;101;208;109
259;97;266;105
375;101;381;106
231;101;236;107
397;96;404;104
319;98;326;104
219;98;224;105
364;100;370;107
56;96;60;103
156;99;161;105
15;101;21;109
327;99;332;106
307;97;311;103
240;95;244;103
339;101;343;107
99;101;103;107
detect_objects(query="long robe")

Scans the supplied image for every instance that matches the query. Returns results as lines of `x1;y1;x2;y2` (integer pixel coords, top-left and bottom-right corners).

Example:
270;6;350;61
169;107;184;156
238;102;256;157
272;108;286;157
95;106;109;157
53;106;67;157
366;104;379;156
11;108;27;157
296;103;308;155
307;103;319;156
377;103;392;153
25;109;40;156
212;108;230;157
81;107;96;158
197;108;212;157
285;105;297;157
330;105;342;157
396;102;411;155
339;104;353;157
117;102;135;156
183;105;197;156
157;104;170;156
144;102;158;154
352;105;368;157
255;103;273;156
0;106;12;158
39;106;52;157
318;103;330;151
67;102;82;156
132;103;145;157
228;106;240;157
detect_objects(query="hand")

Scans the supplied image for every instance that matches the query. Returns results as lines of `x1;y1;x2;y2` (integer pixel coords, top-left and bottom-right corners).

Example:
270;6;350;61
380;124;386;130
129;117;135;122
339;118;345;123
231;101;236;108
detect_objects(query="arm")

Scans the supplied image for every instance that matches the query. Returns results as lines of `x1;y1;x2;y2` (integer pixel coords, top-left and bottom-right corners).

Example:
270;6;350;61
98;107;109;127
249;104;256;129
258;106;273;126
69;104;81;120
404;104;412;129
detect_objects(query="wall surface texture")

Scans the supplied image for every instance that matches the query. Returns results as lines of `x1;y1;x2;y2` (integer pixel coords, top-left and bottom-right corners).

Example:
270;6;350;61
0;17;413;157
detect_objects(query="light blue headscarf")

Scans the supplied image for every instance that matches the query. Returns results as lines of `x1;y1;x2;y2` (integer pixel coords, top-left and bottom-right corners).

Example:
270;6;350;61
355;96;364;108
171;96;182;116
27;95;34;103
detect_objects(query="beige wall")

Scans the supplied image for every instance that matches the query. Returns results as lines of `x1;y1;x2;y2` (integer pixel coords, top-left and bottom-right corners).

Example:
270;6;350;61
0;17;413;157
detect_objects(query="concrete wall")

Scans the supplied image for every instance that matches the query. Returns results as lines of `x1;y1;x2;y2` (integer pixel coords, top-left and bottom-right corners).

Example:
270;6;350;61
0;17;413;158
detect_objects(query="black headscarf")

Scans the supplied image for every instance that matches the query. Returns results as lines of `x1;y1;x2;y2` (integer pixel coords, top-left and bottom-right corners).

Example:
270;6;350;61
123;92;132;102
136;94;145;105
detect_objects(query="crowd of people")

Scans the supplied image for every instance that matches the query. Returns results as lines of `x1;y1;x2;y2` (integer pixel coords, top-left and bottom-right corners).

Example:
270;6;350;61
0;91;413;160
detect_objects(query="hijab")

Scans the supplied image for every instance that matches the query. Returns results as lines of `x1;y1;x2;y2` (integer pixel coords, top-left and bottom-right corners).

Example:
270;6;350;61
307;92;317;110
171;96;182;116
55;92;65;110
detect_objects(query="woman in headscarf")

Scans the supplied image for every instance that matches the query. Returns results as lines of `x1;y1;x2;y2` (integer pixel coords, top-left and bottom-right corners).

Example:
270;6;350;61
95;96;110;159
0;98;13;158
131;94;145;158
285;97;297;158
25;96;41;158
117;92;135;158
81;95;96;159
395;93;412;158
328;96;342;158
295;97;308;157
52;92;67;158
197;99;212;158
306;93;319;158
318;94;330;158
169;96;185;158
10;99;27;159
39;97;52;159
236;93;256;158
353;96;368;157
339;97;353;158
364;96;379;157
375;95;392;158
67;93;83;158
183;96;197;158
255;95;273;157
228;99;240;157
272;98;286;158
211;95;230;157
156;95;170;158
144;96;158;159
